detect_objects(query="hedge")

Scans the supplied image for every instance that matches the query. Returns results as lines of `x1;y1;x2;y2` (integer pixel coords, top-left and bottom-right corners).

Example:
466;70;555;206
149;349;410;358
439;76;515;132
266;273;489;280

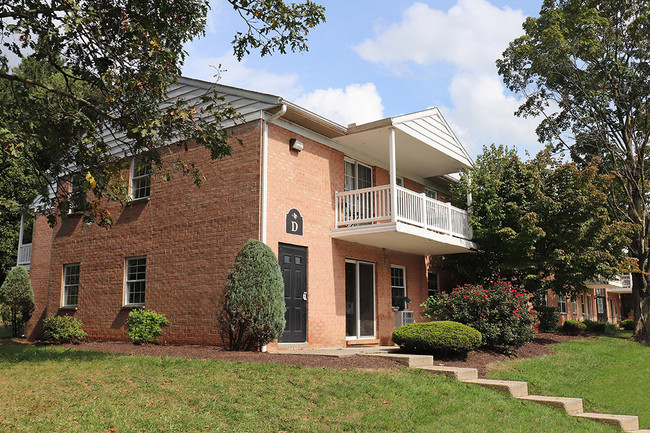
392;320;482;357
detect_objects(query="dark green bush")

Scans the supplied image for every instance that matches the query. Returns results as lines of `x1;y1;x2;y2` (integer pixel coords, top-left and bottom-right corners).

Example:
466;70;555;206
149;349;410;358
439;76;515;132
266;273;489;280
562;320;586;336
536;305;561;333
127;309;168;343
392;320;482;356
421;281;534;351
219;239;286;351
583;320;620;335
621;319;634;331
42;316;87;343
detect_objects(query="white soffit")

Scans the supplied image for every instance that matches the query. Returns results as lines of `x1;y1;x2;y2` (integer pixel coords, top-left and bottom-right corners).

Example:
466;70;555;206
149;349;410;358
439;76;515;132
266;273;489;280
333;108;473;178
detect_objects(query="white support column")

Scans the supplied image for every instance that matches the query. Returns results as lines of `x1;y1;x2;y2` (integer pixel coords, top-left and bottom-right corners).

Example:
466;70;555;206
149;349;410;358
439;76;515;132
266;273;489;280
260;104;287;244
389;127;397;223
17;213;25;264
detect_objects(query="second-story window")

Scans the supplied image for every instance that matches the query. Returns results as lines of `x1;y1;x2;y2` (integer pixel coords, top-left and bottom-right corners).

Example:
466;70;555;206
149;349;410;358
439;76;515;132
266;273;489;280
131;158;151;200
69;174;87;214
344;159;372;191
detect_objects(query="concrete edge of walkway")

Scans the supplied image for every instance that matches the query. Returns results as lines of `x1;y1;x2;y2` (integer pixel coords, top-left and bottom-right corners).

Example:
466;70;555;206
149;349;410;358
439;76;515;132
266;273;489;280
415;363;643;433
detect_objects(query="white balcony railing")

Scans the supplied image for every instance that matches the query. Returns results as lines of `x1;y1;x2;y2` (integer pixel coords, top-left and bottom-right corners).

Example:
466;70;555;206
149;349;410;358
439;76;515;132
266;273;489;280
17;243;32;265
335;185;473;240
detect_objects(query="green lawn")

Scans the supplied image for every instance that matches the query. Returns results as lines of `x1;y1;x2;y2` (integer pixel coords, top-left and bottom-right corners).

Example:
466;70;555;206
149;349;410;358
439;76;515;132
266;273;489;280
488;336;650;429
0;345;619;433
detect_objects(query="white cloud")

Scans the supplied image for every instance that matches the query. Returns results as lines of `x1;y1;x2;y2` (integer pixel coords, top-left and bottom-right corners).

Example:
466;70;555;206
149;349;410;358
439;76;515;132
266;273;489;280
353;0;543;156
183;52;301;98
295;83;384;126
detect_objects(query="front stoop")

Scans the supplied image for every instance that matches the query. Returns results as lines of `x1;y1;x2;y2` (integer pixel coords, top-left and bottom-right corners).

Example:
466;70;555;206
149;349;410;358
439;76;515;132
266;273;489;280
418;366;644;432
461;378;529;398
574;413;639;432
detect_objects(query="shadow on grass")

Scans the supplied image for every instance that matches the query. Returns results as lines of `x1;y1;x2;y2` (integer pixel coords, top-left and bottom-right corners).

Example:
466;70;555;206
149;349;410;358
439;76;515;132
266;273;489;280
0;344;120;364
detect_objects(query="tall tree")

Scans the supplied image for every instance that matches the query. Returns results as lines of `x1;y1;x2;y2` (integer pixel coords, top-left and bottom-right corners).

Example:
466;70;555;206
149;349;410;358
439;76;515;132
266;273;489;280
497;0;650;340
450;145;630;303
0;0;325;225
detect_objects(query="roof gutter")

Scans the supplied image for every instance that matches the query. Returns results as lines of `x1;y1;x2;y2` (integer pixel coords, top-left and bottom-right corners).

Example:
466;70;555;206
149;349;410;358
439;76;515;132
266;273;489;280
260;103;287;244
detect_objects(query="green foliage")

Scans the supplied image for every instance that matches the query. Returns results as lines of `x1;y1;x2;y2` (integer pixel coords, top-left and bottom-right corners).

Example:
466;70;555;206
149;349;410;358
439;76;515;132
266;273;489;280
42;316;87;343
392;321;482;357
536;306;561;333
450;145;629;299
497;0;650;341
127;309;168;344
562;320;586;336
583;320;620;336
422;281;535;351
0;1;325;226
219;239;285;350
621;319;635;331
0;266;34;337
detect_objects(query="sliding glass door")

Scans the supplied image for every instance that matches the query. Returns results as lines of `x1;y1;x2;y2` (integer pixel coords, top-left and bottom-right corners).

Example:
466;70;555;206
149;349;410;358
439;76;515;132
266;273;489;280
345;260;375;339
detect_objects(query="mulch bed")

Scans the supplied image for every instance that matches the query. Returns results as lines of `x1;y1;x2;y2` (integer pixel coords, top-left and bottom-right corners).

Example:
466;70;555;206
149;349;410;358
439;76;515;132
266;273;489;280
0;333;595;376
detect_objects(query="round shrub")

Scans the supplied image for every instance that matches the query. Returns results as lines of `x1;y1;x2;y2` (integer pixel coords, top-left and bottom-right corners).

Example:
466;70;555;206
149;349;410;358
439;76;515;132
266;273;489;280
422;281;534;352
42;316;86;343
127;308;168;343
391;320;482;356
536;305;561;333
621;319;635;331
562;320;586;336
219;239;285;351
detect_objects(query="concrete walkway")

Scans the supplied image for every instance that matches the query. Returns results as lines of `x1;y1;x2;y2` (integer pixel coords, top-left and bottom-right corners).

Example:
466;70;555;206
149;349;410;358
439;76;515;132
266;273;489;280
275;346;648;433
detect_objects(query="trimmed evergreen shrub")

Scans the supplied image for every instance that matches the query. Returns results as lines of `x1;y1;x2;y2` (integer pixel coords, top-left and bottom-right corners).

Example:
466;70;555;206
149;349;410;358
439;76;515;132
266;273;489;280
604;322;621;336
562;320;586;336
421;281;534;352
536;305;561;333
621;319;635;331
583;320;620;335
127;309;168;343
42;316;87;343
0;266;34;337
392;321;482;356
219;239;286;351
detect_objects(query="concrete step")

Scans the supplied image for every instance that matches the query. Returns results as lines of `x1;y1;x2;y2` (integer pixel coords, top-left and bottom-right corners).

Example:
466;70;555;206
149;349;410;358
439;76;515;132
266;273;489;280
518;395;584;415
418;365;479;381
630;430;650;433
574;413;639;432
361;353;433;367
461;378;528;398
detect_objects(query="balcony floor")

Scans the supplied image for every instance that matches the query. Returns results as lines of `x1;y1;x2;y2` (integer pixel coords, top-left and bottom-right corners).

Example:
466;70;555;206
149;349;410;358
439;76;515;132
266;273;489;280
331;221;476;256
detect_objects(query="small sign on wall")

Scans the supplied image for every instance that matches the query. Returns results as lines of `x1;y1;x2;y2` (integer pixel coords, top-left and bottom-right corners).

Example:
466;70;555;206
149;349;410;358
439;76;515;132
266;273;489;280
286;208;303;236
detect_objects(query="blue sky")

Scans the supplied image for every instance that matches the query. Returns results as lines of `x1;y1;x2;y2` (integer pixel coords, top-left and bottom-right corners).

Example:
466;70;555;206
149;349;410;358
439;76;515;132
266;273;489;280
183;0;545;158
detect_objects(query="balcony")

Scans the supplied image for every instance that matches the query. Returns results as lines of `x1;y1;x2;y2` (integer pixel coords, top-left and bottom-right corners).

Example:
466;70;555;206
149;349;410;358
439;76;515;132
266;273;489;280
331;185;476;255
17;243;31;269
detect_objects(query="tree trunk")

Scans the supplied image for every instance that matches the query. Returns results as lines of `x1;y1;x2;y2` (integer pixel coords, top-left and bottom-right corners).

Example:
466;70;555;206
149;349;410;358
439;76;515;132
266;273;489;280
633;273;650;340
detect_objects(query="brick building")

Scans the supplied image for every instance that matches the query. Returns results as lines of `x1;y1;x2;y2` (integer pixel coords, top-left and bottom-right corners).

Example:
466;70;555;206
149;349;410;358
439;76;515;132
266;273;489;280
18;77;476;348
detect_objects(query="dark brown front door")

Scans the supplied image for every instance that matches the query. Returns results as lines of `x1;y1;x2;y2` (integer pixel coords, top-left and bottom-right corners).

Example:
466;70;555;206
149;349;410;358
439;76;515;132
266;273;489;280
279;244;307;343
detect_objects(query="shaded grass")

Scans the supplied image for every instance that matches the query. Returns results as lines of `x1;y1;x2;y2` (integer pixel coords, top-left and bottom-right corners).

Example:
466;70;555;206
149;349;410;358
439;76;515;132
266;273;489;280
0;324;11;338
0;345;619;433
489;336;650;429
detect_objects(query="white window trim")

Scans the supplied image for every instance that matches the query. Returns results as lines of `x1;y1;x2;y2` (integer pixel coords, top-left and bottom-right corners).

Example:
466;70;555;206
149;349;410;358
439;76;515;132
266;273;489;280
390;265;407;309
130;158;151;200
62;263;80;308
424;187;438;200
345;259;376;340
395;176;404;187
344;157;373;191
124;256;147;306
427;270;439;298
559;295;567;314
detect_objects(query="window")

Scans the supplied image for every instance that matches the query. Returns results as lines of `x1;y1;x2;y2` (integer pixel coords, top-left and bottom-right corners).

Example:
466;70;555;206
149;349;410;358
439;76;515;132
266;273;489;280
587;295;593;318
425;187;438;200
581;295;586;315
69;174;87;214
391;266;406;309
131;158;151;200
396;176;404;187
125;257;146;305
344;159;372;191
62;264;80;307
572;299;577;314
558;295;567;314
427;271;439;298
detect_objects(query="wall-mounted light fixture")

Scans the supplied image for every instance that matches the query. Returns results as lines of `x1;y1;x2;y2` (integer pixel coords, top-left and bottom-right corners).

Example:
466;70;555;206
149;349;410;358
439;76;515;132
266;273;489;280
290;138;304;152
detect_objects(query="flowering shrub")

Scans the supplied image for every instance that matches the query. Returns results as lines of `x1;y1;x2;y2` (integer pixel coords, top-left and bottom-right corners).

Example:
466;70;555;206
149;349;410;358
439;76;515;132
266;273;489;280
421;281;535;351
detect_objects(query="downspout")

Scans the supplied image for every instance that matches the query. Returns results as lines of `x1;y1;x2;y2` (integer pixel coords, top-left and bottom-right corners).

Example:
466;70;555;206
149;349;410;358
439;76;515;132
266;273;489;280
260;103;287;245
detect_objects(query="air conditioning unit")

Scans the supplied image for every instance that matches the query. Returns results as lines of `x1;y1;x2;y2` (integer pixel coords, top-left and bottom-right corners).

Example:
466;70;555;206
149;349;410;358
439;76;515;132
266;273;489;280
394;310;414;328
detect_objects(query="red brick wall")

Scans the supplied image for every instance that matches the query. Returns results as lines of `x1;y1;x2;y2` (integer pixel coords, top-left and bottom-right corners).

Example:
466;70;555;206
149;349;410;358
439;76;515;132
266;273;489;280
265;124;437;347
546;289;624;326
26;121;263;344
